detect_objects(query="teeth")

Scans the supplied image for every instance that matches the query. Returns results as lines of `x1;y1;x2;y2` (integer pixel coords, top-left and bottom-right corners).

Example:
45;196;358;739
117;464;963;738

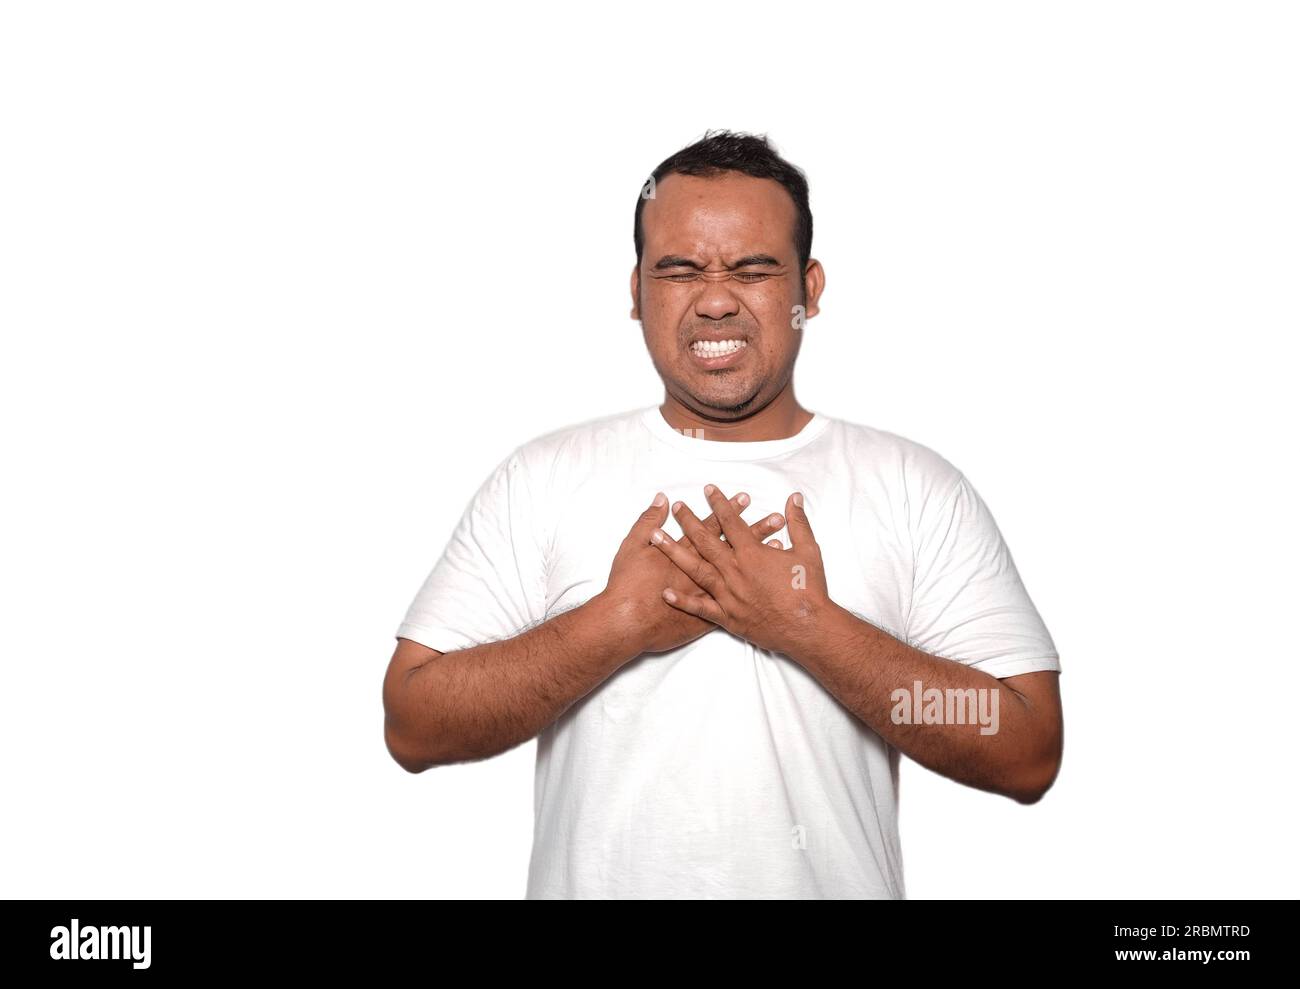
691;339;747;357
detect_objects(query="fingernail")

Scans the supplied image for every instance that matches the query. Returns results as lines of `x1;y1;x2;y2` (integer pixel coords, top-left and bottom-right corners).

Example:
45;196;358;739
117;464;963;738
651;529;664;544
793;492;804;507
663;588;677;603
737;492;750;506
704;484;716;496
652;492;666;507
770;514;783;525
672;501;683;513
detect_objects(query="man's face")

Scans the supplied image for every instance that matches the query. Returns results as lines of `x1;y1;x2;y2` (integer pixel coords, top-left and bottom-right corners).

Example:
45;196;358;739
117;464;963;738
631;171;821;419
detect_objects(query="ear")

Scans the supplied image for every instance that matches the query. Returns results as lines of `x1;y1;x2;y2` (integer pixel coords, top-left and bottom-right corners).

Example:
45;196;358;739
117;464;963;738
630;264;641;320
801;259;825;320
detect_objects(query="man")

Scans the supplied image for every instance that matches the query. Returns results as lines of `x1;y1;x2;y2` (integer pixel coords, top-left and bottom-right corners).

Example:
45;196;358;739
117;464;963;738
383;130;1063;899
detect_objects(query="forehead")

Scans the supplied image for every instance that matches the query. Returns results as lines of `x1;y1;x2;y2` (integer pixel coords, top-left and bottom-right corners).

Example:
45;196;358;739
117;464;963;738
642;171;797;259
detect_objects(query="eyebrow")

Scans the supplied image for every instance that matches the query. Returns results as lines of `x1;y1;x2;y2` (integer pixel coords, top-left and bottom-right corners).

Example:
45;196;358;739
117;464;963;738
651;254;784;271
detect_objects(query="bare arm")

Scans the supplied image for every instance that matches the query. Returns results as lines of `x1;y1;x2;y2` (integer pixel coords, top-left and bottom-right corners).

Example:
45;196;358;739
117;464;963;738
382;593;638;772
383;491;787;773
780;604;1062;804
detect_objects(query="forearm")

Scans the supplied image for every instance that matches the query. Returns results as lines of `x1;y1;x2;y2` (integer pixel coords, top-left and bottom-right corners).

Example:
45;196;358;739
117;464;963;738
388;592;639;768
784;602;1059;803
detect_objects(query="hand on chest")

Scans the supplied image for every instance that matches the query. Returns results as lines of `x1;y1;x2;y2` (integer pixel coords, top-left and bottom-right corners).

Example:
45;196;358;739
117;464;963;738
545;476;911;641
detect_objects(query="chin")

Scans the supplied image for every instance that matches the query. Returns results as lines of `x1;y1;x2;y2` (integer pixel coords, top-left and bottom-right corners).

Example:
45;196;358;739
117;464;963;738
680;384;764;417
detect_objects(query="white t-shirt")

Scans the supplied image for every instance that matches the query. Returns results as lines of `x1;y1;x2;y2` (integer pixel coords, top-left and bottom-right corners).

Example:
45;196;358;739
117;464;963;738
396;404;1061;899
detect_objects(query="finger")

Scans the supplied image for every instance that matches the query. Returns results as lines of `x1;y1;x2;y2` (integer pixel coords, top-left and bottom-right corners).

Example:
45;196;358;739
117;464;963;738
668;504;778;570
651;526;723;593
752;512;784;542
700;492;749;537
672;499;729;565
702;496;781;545
662;587;725;625
785;491;819;552
628;492;670;544
703;484;757;549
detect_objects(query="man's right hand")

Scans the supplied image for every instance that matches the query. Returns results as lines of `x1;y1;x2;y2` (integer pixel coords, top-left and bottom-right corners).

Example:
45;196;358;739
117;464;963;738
594;491;786;655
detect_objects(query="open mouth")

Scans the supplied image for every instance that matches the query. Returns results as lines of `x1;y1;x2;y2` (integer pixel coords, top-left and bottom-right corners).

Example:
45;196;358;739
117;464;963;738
687;338;749;369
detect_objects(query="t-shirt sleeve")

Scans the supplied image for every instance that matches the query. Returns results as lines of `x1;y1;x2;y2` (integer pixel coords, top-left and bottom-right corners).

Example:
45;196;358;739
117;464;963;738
906;471;1061;679
395;448;549;654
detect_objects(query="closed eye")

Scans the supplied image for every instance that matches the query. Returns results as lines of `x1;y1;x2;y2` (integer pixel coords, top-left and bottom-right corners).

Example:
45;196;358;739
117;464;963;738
663;272;771;283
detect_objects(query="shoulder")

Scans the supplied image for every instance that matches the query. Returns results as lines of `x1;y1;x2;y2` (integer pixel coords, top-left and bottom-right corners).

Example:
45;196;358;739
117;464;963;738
496;405;652;480
816;412;965;504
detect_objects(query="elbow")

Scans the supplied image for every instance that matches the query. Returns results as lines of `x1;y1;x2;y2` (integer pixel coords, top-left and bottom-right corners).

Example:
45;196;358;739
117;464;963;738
385;722;433;774
1008;729;1063;805
382;657;443;773
383;700;447;773
1009;772;1055;805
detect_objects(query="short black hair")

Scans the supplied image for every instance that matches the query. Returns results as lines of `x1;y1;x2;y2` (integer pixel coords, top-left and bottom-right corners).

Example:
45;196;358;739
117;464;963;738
633;129;813;274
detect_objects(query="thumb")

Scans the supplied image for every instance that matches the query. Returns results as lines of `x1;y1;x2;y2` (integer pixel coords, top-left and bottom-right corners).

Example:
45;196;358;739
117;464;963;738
785;491;818;551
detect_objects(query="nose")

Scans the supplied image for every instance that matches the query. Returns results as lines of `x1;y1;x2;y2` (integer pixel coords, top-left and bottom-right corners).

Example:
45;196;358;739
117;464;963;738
693;279;741;321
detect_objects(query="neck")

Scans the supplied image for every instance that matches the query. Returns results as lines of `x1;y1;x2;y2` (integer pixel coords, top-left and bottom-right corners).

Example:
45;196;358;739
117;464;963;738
658;386;813;442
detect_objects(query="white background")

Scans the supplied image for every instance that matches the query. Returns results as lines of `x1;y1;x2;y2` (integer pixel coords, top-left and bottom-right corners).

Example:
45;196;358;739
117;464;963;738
2;1;1296;898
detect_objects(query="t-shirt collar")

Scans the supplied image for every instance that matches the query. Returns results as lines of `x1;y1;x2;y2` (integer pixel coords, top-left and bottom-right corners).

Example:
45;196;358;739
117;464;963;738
639;404;831;461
